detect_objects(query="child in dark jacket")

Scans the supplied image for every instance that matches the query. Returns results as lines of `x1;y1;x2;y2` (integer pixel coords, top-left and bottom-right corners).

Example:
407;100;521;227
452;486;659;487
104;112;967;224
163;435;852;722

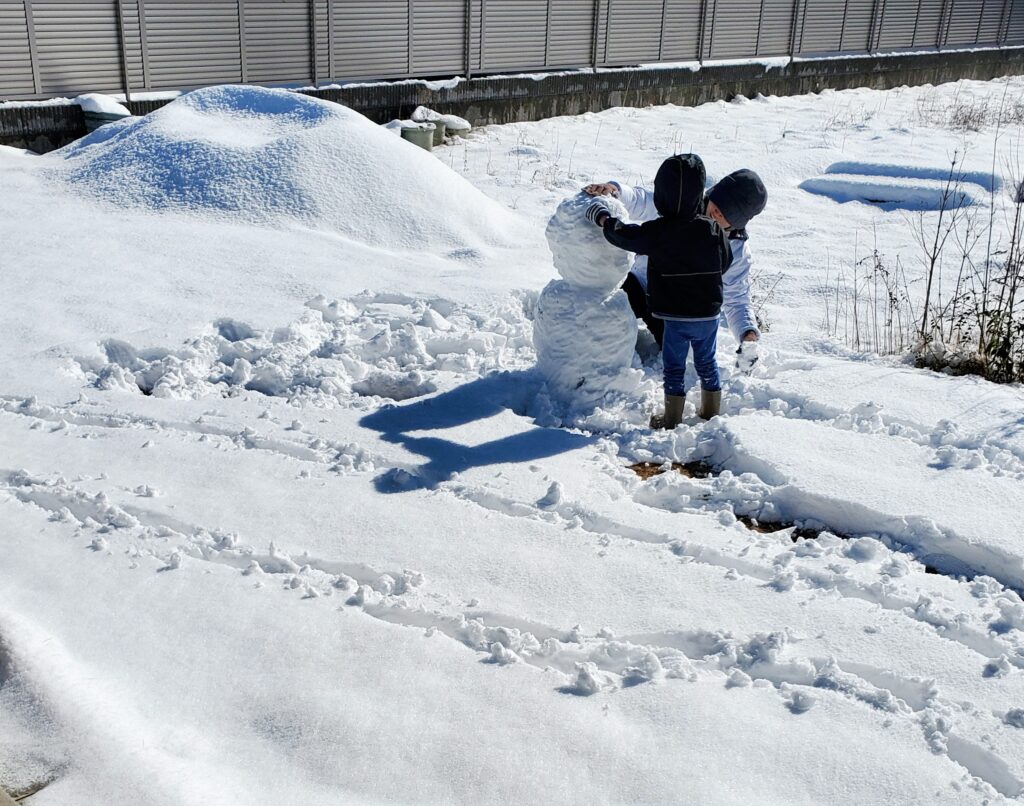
586;153;733;427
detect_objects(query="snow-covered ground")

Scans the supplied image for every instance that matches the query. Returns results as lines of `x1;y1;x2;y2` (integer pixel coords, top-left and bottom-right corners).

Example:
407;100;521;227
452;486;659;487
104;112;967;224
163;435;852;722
2;78;1024;805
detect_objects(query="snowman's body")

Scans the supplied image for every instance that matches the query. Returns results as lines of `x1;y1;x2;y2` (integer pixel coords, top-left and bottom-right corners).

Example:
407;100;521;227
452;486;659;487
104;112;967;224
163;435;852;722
534;194;639;408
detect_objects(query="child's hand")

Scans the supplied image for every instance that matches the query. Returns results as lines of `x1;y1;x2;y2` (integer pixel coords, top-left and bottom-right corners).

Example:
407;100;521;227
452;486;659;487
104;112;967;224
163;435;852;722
583;183;619;197
585;202;611;226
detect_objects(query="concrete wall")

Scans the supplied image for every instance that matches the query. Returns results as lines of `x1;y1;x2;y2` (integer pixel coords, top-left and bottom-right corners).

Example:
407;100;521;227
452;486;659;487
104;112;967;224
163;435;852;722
3;48;1024;153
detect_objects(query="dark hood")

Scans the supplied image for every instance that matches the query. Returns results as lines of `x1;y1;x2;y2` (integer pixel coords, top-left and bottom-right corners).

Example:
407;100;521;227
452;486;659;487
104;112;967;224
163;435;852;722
653;153;706;220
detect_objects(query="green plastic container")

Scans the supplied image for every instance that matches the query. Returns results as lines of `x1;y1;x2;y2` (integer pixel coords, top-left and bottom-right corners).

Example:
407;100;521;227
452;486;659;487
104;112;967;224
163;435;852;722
400;123;435;151
430;121;447;146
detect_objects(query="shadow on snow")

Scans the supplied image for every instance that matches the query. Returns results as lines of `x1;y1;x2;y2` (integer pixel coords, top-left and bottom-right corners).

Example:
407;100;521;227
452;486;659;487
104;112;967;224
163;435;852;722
359;370;595;493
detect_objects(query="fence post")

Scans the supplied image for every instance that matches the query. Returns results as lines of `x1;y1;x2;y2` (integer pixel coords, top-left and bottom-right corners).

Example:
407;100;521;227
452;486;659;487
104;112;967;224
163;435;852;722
238;0;248;82
114;0;132;101
23;0;40;95
604;0;611;64
997;0;1011;43
465;0;473;77
657;0;668;60
866;0;885;51
408;0;415;75
754;0;765;55
697;0;709;61
481;0;487;71
590;0;600;67
138;0;150;88
787;0;802;57
309;0;318;86
937;0;951;48
544;0;552;66
327;0;335;79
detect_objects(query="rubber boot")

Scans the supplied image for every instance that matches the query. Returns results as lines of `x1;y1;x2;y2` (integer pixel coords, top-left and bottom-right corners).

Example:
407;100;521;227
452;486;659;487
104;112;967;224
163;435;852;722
650;394;685;430
699;389;722;420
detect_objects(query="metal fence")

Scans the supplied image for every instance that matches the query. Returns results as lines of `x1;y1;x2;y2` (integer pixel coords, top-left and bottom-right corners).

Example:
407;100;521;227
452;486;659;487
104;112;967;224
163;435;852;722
2;0;1023;100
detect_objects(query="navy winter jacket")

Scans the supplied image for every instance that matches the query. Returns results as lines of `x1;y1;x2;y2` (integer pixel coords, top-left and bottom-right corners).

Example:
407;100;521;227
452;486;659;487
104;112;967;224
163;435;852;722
600;154;733;321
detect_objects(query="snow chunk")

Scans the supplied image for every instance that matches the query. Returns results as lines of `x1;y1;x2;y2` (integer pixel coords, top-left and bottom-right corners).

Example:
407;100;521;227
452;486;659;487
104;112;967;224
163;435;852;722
1005;709;1024;729
411;105;471;132
781;684;817;714
536;481;563;509
73;93;132;116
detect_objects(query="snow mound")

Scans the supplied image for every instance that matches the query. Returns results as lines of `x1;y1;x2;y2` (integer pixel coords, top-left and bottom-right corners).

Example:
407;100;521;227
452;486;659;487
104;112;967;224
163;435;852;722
545;193;632;292
824;160;1002;192
47;85;518;251
800;173;984;211
533;279;638;406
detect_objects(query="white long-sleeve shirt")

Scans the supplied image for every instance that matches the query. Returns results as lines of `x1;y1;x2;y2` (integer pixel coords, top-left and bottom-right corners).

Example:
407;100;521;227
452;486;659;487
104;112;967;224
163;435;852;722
610;181;760;342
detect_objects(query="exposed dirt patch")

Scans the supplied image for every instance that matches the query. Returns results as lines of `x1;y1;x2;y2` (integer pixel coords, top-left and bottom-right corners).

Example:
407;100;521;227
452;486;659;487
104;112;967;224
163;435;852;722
736;515;846;543
628;461;714;480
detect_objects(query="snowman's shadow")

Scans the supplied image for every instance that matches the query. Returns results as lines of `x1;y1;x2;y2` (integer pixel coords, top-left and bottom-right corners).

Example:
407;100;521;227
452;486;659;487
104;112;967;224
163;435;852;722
359;369;595;493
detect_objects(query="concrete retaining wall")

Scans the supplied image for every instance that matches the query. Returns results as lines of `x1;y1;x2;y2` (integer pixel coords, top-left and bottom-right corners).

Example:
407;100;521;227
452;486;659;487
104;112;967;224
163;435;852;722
3;48;1023;153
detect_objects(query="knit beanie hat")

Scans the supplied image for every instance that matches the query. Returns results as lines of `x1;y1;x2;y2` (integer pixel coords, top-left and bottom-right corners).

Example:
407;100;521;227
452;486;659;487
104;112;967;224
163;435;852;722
707;169;767;229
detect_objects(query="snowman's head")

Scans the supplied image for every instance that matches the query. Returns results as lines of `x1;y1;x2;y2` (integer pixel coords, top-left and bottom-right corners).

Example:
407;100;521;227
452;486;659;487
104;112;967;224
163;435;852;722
653;153;706;221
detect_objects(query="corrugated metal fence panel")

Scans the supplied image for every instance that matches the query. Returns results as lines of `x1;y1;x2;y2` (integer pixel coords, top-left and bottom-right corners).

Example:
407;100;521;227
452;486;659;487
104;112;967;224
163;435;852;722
32;1;124;94
707;0;762;59
547;0;595;67
604;0;664;64
0;1;35;95
144;1;241;88
758;0;797;55
412;0;466;74
1008;0;1024;43
332;0;408;79
943;0;985;43
911;0;945;46
878;0;920;49
976;0;1005;42
481;0;547;71
120;0;145;90
243;0;311;84
661;0;702;61
796;0;846;53
839;2;876;50
3;0;1024;99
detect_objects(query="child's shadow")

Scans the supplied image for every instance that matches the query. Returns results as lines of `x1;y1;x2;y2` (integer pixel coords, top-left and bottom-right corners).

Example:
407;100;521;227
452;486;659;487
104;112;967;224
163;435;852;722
359;370;594;492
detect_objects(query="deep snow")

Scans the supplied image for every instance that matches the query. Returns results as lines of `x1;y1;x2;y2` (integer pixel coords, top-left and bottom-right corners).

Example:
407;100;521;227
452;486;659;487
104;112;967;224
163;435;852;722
2;80;1024;805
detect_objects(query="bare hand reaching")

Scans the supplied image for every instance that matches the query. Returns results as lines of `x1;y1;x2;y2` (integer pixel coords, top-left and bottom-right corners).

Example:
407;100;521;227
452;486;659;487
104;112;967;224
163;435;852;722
583;183;618;197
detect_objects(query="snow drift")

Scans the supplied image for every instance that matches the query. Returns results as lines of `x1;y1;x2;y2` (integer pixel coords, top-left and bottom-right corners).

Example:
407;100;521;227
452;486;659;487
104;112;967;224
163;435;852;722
46;85;518;252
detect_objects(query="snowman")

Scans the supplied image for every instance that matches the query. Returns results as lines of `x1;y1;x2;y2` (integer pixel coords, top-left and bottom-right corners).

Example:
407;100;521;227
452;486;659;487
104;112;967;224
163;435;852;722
534;192;639;409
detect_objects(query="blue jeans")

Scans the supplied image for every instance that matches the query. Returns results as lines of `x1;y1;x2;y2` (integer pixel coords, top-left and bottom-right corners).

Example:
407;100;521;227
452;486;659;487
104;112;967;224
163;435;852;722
661;318;721;396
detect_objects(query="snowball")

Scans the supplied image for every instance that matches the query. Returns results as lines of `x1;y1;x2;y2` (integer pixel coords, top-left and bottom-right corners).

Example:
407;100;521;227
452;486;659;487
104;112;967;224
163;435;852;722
545;193;632;293
533;280;637;406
